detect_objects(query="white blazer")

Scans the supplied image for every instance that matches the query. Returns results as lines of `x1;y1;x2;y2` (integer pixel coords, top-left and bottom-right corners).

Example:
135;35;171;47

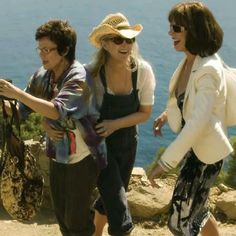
159;54;233;171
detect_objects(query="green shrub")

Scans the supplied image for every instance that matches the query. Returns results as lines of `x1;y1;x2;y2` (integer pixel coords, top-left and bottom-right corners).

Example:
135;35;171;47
221;136;236;188
0;111;44;142
146;138;236;189
20;113;44;141
145;147;179;178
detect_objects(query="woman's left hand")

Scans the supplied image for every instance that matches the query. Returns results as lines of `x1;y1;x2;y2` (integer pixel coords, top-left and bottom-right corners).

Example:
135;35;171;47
0;79;21;100
95;120;117;137
147;165;166;187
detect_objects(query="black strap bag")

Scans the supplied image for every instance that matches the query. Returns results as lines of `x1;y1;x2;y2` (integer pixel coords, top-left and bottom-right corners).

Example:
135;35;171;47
0;100;44;221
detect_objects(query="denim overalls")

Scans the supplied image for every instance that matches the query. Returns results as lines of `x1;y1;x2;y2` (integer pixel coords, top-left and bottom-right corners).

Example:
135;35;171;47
94;66;139;235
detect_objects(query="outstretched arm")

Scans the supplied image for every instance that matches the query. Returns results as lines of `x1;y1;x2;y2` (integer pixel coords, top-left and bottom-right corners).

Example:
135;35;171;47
0;79;59;120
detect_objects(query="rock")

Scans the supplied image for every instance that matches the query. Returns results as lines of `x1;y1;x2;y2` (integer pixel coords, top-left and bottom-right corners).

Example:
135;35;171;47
132;167;146;176
209;187;222;207
2;139;236;225
128;184;172;219
128;168;174;219
218;183;233;192
216;191;236;220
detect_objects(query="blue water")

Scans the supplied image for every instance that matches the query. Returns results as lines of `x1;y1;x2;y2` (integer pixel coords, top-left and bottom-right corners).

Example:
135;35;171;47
0;0;236;167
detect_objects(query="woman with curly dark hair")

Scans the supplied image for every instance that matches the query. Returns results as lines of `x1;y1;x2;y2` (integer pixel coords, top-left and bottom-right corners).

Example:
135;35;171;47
0;19;105;236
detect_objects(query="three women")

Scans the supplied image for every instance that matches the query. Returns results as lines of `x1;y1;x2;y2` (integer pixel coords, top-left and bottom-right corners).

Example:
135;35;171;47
0;2;232;235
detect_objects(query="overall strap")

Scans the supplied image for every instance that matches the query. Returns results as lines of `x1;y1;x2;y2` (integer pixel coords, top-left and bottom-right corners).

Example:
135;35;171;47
131;69;138;90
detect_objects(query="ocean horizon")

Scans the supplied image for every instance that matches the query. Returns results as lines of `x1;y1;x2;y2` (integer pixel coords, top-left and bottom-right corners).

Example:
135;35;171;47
0;0;236;167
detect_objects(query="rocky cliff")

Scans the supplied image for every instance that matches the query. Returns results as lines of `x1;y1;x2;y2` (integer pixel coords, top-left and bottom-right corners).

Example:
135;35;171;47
20;141;236;228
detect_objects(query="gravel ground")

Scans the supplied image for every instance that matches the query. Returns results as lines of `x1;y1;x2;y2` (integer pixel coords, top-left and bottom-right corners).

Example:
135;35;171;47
0;205;235;236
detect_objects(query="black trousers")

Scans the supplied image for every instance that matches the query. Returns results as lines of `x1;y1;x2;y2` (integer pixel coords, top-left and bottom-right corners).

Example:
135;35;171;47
50;155;98;236
94;127;137;236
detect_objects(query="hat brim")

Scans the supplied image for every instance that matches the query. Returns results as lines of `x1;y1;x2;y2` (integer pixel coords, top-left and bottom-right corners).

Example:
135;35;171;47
89;24;143;48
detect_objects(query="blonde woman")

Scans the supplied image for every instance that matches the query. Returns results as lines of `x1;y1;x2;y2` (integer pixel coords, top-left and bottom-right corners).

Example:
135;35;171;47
87;13;156;236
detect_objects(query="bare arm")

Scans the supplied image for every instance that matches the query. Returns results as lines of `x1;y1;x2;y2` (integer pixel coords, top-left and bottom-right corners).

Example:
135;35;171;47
96;105;152;137
0;79;59;120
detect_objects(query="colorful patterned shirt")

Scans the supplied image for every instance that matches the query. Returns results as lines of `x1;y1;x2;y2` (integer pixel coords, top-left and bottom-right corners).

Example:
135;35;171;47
18;60;107;168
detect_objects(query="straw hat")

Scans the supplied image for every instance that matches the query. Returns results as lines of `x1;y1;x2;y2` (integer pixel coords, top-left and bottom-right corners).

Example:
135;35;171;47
89;12;143;48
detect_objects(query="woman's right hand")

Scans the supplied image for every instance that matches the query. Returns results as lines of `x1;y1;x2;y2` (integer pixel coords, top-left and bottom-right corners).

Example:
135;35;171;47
41;119;65;141
153;111;167;137
95;119;116;137
147;164;166;188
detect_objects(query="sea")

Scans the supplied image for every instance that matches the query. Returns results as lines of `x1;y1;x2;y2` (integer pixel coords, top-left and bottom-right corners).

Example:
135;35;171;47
0;0;236;167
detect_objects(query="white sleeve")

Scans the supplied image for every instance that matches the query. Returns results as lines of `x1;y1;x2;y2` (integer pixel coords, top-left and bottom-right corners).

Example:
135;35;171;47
159;74;219;170
137;61;156;105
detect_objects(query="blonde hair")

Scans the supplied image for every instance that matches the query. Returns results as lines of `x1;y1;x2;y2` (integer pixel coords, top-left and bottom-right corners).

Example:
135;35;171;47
90;41;143;79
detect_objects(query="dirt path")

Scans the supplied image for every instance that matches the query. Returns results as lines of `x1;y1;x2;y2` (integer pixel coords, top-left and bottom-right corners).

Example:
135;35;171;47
0;205;235;236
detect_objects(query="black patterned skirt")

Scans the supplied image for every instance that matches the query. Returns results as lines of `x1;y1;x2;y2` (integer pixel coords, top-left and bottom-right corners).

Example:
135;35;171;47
168;150;223;236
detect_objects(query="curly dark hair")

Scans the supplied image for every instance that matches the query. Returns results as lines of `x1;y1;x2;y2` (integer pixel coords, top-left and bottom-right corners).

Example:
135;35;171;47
35;19;77;62
168;1;223;57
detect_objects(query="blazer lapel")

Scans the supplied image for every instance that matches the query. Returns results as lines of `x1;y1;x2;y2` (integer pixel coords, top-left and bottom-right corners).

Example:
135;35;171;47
169;57;186;97
184;56;200;95
182;56;201;114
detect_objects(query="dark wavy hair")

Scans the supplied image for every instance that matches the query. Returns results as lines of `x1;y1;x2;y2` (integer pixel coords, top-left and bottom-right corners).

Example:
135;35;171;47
168;1;223;57
35;19;77;62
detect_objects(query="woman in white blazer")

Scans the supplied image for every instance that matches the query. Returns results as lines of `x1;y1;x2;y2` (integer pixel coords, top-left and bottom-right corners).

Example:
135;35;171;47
148;2;233;236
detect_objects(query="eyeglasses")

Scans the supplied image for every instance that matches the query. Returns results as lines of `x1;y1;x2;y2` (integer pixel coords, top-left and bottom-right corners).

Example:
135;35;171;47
36;47;57;54
108;37;135;45
170;25;185;33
